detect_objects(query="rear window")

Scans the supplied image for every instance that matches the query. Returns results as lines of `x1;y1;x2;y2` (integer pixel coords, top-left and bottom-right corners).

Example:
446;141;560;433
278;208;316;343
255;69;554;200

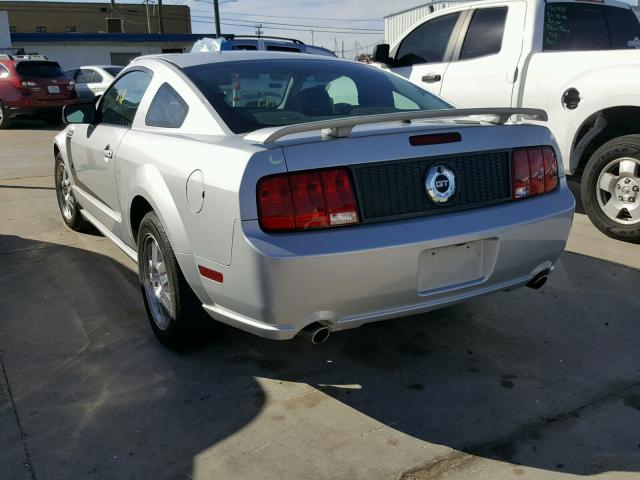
183;59;451;134
16;61;65;78
544;3;640;51
267;45;301;53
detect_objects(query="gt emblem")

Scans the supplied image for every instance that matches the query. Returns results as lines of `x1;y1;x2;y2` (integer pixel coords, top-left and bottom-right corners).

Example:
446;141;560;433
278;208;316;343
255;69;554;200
425;165;456;203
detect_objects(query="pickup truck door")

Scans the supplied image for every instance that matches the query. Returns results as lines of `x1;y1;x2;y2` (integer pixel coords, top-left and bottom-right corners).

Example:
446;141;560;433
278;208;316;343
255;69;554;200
390;12;465;97
439;3;526;107
68;69;152;235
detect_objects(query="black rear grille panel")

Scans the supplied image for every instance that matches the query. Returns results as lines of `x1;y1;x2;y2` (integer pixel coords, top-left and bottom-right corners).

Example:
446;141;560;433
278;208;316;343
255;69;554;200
352;150;512;222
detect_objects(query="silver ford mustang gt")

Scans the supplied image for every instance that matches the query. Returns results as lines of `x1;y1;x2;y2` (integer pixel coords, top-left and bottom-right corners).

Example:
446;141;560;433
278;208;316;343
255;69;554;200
53;51;575;348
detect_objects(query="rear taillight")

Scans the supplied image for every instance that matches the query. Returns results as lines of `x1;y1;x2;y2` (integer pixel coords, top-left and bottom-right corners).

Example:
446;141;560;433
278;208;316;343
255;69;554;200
511;147;559;200
67;80;75;91
257;167;359;232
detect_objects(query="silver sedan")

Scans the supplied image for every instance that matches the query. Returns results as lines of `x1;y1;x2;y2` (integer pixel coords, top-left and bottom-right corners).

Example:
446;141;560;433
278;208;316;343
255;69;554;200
53;52;575;348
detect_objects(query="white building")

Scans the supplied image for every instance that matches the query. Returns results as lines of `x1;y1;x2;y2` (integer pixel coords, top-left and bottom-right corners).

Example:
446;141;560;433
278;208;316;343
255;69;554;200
9;32;202;69
384;1;468;45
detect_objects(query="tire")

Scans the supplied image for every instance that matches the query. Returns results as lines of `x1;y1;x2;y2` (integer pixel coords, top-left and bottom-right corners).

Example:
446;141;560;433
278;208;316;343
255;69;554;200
137;211;204;349
581;135;640;243
0;101;12;129
54;153;90;231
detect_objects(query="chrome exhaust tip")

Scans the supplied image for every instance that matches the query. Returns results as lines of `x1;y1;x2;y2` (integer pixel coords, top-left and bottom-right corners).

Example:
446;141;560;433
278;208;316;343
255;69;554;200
527;270;551;290
299;323;331;344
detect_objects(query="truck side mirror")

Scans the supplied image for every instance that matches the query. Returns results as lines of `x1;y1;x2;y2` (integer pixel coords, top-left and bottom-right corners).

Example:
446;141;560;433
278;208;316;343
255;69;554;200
372;44;391;65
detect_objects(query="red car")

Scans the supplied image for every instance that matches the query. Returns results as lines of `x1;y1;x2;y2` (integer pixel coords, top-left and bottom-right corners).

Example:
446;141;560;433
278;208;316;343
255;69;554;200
0;55;78;129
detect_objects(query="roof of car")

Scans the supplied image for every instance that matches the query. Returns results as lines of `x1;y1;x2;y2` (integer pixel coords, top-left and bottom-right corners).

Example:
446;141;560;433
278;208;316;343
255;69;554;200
145;51;344;69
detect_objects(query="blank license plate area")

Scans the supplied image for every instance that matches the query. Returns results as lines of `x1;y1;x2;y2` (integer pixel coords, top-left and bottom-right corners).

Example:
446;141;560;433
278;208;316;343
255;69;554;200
47;85;60;94
417;241;484;293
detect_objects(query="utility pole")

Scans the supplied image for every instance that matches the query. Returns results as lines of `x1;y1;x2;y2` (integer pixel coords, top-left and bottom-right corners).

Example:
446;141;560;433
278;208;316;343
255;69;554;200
311;30;314;45
144;0;151;34
213;0;221;37
255;24;263;38
157;0;164;33
341;40;344;59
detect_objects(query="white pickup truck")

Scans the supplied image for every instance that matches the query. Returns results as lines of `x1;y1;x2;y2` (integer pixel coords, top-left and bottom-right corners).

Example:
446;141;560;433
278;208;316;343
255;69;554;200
374;0;640;242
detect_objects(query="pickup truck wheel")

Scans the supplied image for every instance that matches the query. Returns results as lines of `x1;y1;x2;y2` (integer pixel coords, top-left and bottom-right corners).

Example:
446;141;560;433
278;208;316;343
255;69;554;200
0;102;12;129
54;154;89;231
138;211;204;349
581;135;640;243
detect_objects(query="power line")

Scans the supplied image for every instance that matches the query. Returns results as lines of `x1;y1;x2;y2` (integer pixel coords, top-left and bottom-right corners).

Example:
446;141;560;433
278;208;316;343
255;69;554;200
193;1;383;21
210;16;383;32
3;6;383;35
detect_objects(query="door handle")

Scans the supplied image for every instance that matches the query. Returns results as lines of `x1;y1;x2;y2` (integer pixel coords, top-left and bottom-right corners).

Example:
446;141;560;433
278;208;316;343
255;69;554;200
102;147;113;159
422;73;442;83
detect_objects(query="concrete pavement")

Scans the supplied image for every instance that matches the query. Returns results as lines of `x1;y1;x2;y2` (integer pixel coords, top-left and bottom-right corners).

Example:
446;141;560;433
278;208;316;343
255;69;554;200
1;123;639;480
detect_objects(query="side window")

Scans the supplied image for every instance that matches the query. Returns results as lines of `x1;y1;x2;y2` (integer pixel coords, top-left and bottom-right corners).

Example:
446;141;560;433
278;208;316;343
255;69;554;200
145;83;189;128
395;13;460;66
99;70;152;127
543;3;609;51
75;69;95;84
92;71;104;83
460;8;508;60
326;76;358;106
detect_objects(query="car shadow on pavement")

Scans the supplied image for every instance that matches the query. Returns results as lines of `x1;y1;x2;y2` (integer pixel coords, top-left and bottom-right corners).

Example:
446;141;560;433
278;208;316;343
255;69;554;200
1;234;639;479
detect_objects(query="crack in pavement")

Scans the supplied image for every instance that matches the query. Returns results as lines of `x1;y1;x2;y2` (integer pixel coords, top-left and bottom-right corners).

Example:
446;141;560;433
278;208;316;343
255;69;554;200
398;378;640;480
0;350;37;480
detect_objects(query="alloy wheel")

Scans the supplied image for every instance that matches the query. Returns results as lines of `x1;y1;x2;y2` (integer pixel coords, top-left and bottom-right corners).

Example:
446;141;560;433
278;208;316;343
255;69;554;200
141;234;173;331
56;162;75;221
596;157;640;225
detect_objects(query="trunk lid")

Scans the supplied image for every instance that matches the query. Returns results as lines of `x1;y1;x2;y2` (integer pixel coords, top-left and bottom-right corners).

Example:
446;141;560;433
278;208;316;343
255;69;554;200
276;122;555;224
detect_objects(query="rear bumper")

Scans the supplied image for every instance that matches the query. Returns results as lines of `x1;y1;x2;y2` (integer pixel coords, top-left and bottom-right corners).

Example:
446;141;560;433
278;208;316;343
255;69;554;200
6;96;77;118
191;181;575;340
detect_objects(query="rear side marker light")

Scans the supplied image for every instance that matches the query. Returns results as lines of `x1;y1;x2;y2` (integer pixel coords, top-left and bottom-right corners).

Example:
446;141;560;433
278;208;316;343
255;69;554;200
512;146;559;200
198;265;223;283
257;167;359;232
409;132;461;146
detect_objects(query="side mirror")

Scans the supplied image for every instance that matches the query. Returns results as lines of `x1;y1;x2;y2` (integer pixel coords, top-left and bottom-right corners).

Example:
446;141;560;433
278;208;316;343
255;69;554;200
63;102;96;124
372;44;391;65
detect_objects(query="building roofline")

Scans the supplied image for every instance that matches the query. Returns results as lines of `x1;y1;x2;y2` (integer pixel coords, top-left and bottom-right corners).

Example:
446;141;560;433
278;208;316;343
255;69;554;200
10;33;205;43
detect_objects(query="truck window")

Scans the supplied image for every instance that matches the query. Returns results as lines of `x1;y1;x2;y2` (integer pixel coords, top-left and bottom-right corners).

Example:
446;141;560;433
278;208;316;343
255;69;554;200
460;7;507;60
606;6;640;49
395;13;460;66
544;3;640;51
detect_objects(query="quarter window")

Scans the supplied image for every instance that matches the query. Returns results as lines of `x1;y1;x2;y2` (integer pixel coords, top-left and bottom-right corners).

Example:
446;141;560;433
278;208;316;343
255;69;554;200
395;13;460;66
99;70;152;127
543;3;640;51
460;8;507;60
0;64;10;79
145;83;189;128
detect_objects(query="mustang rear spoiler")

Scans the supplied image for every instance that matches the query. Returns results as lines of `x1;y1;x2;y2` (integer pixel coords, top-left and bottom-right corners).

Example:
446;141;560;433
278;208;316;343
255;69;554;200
244;108;548;144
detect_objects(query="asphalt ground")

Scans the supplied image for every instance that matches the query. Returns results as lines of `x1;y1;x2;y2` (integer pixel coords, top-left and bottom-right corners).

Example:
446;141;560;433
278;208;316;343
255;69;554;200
1;120;640;480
